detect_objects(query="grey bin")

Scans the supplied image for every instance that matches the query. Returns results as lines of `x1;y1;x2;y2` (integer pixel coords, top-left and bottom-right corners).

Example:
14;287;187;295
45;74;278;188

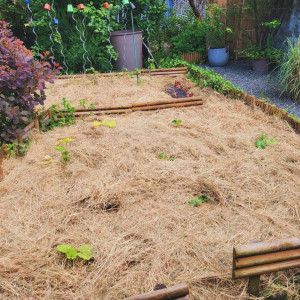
110;30;143;71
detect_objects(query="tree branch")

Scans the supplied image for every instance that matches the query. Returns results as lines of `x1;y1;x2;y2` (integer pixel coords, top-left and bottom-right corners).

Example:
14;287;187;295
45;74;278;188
188;0;202;22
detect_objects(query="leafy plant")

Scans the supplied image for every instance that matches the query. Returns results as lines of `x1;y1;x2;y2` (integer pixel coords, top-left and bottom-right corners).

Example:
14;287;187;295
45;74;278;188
41;98;75;131
254;135;276;149
170;19;206;55
0;20;59;144
187;63;243;98
238;45;283;61
4;139;32;158
79;98;87;108
93;120;116;128
57;244;93;260
189;195;210;207
54;138;74;162
158;153;175;161
172;119;182;127
204;4;233;49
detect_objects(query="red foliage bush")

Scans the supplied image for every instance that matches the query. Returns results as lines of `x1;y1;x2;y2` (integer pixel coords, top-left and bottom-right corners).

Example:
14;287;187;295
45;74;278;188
0;20;60;144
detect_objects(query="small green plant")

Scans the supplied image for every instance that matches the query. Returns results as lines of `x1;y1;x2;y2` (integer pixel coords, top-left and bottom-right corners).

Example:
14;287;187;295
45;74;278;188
79;98;87;108
158;153;175;161
88;103;95;109
172;119;182;127
54;138;74;162
41;98;75;131
189;195;210;207
148;58;156;70
254;135;276;149
5;140;31;158
260;91;271;104
57;244;93;260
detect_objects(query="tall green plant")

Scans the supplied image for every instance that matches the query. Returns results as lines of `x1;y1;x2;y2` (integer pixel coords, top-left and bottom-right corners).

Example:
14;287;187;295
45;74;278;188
204;4;233;49
278;38;300;102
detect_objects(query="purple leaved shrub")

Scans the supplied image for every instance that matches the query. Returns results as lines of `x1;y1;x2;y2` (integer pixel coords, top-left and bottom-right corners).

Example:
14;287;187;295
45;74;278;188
0;20;61;144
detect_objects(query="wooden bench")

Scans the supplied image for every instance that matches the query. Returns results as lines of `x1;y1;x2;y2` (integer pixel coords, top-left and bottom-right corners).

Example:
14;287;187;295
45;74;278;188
125;283;189;300
232;237;300;296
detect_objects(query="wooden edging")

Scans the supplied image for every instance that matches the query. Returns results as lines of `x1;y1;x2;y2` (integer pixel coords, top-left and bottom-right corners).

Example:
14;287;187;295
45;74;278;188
55;68;187;80
190;70;300;134
125;283;189;300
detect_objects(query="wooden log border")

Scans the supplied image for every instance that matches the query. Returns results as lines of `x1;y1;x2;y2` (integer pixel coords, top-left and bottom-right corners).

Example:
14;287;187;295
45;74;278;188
55;67;187;80
190;71;300;134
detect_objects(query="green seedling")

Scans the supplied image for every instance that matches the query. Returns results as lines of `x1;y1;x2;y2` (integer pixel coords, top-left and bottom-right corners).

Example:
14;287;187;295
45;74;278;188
172;119;182;127
54;138;74;162
255;135;277;149
5;140;31;158
57;244;93;261
158;153;175;161
102;120;116;128
79;98;87;108
189;195;209;207
88;103;95;109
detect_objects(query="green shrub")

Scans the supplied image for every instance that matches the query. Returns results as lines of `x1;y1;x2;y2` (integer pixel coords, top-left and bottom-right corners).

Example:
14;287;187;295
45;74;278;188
170;20;206;55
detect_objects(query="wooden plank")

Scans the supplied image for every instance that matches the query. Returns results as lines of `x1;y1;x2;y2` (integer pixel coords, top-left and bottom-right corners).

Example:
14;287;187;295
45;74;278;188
24;121;35;133
234;238;300;258
125;283;189;300
234;249;300;269
233;258;300;279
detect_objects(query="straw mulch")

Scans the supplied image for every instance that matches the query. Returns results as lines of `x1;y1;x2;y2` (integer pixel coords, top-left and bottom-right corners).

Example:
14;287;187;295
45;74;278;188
43;74;199;108
1;77;300;300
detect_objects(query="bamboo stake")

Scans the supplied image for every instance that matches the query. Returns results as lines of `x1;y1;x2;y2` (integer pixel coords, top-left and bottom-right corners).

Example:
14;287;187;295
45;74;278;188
133;97;203;107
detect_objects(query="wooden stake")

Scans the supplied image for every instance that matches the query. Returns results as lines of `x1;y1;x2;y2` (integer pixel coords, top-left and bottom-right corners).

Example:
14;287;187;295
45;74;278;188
34;118;40;131
248;276;260;297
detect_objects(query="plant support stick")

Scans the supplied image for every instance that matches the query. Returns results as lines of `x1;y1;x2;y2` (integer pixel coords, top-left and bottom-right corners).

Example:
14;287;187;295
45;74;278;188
130;6;139;85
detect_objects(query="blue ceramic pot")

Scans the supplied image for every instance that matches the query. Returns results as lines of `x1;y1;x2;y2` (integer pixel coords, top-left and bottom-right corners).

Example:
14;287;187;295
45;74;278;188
208;46;229;67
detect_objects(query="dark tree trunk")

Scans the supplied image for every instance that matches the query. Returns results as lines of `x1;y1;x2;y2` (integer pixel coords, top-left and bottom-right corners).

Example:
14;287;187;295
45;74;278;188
188;0;202;22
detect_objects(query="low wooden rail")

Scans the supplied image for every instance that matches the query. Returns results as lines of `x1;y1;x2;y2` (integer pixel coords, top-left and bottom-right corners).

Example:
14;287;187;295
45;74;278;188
125;283;189;300
55;68;187;80
59;97;204;118
233;238;300;296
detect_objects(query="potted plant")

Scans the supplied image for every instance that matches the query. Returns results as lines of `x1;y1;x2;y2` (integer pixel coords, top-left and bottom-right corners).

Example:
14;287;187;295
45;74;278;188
238;45;283;72
204;4;233;67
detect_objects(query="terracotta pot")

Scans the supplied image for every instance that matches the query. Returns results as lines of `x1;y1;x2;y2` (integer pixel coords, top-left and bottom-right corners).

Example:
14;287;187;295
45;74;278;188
252;59;268;72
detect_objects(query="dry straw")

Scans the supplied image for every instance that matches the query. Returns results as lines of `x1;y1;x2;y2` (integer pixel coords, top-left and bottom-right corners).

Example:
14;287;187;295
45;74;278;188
0;75;300;299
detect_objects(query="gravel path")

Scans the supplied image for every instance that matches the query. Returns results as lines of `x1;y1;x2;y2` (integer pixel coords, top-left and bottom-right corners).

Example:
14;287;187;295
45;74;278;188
201;60;300;119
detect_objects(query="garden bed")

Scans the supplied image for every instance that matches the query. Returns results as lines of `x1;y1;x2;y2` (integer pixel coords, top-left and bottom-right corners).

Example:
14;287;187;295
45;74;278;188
1;78;300;299
43;74;198;109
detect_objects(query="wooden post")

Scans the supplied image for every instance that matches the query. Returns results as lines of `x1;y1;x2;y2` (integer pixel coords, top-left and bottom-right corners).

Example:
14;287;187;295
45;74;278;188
17;136;23;144
248;275;260;297
34;118;40;131
0;143;4;182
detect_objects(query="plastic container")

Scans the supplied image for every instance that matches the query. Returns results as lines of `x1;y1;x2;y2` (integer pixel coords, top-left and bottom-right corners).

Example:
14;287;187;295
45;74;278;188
110;30;143;71
208;46;229;67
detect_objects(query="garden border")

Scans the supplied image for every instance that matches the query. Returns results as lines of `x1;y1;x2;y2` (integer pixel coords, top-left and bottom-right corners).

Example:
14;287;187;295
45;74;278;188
1;67;300;181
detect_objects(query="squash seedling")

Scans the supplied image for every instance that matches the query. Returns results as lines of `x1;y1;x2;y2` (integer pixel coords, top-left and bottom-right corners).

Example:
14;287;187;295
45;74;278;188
158;153;175;161
57;244;93;261
172;119;182;128
189;195;209;207
93;120;116;128
54;138;74;162
255;135;276;149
